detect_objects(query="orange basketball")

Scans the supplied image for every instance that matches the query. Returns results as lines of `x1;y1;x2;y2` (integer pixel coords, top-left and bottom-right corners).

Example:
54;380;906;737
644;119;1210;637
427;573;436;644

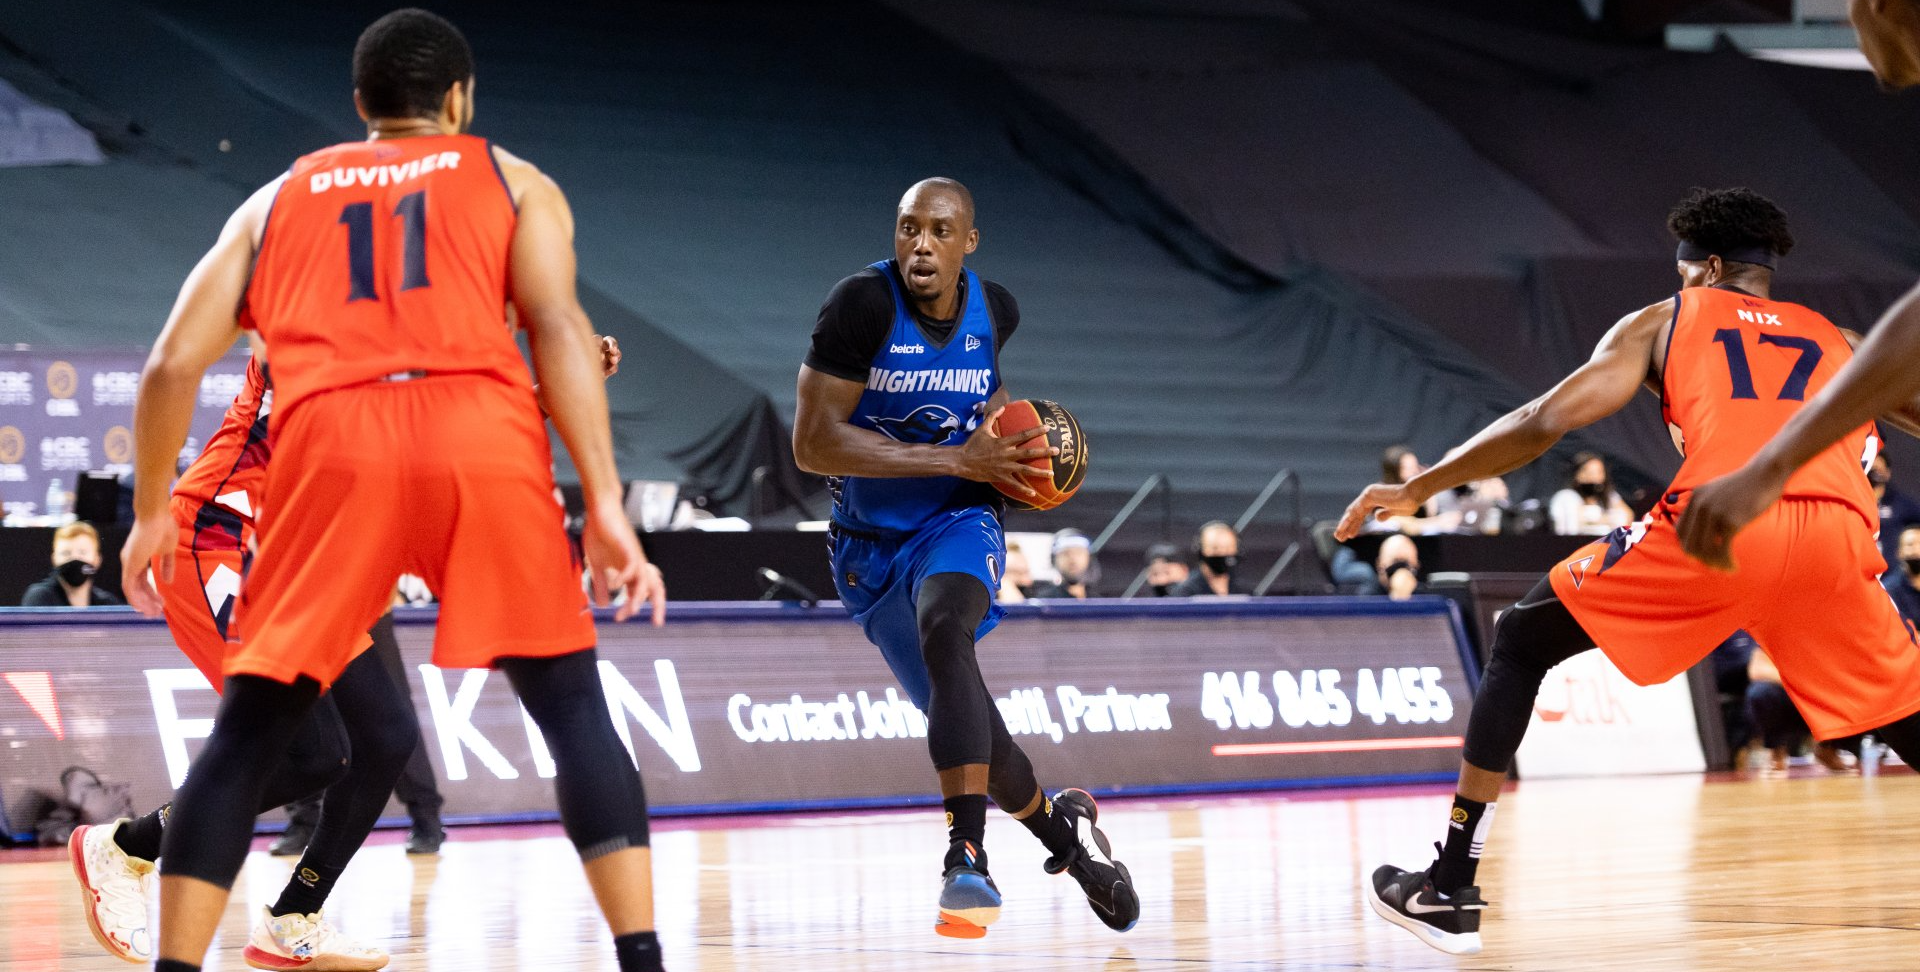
993;399;1088;512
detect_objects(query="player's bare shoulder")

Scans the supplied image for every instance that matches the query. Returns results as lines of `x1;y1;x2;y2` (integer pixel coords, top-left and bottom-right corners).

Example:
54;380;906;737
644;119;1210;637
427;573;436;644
488;143;565;212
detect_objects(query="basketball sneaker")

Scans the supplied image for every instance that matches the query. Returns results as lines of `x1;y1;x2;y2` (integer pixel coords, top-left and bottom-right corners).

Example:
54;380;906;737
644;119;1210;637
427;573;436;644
1364;854;1488;955
242;907;390;971
69;820;154;963
934;840;1001;939
1042;789;1139;932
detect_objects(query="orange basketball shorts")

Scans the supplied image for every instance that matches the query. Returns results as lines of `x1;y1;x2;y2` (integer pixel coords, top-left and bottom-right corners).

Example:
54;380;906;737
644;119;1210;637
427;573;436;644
1550;496;1920;739
231;374;595;686
159;494;248;688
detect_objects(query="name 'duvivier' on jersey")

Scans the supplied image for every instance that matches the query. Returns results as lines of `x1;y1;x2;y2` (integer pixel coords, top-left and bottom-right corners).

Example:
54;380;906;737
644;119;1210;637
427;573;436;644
308;151;463;193
865;367;995;395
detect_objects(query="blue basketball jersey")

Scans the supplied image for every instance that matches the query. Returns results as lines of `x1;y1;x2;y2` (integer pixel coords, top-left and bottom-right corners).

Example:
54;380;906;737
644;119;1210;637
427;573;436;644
834;260;1002;533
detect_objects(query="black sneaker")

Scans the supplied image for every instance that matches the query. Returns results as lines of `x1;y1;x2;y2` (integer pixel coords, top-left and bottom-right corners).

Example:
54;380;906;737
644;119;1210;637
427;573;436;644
1364;858;1487;955
404;822;445;855
934;840;1000;939
1042;789;1139;932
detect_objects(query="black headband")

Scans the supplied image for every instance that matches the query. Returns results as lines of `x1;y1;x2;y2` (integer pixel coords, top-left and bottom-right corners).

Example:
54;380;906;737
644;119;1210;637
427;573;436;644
1676;240;1777;268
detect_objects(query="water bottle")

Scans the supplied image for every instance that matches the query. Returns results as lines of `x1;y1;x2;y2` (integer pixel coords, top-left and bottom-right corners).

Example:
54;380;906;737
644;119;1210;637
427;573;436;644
1861;733;1883;778
44;478;66;518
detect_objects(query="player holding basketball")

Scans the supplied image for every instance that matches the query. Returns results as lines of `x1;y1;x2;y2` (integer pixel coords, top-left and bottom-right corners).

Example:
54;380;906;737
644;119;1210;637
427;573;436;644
72;337;622;969
792;178;1139;938
1678;3;1920;565
1337;187;1920;955
118;10;667;972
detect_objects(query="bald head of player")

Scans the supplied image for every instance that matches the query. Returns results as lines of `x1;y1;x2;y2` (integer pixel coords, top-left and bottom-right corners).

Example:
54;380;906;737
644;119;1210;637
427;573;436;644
352;8;477;137
1852;0;1920;88
895;178;979;318
1667;187;1795;296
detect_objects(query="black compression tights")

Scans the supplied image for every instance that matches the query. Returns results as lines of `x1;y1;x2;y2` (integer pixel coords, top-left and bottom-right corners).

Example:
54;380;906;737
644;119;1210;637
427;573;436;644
498;648;651;858
1459;578;1596;774
917;572;1042;812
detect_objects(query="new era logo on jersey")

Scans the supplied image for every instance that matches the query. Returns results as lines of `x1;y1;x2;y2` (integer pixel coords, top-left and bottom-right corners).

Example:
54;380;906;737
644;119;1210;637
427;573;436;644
868;404;973;445
965;334;982;352
1736;309;1783;326
890;343;927;354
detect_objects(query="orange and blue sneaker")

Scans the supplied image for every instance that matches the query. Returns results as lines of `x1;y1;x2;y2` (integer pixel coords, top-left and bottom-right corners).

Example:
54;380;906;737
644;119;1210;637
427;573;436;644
934;840;1001;939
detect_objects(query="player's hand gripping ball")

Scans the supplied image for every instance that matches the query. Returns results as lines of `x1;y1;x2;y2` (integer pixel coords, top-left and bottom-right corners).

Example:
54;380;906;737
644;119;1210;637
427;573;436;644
993;399;1088;511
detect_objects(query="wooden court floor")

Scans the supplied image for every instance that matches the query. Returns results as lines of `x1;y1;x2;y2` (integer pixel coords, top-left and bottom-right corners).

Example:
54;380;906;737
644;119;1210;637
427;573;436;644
5;772;1920;971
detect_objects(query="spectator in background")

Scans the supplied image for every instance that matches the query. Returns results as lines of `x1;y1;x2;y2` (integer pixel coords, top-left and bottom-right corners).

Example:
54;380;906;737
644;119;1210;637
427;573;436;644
998;547;1033;604
1885;525;1920;625
1375;533;1423;601
1872;454;1920;576
1747;645;1854;775
1429;478;1511;535
1029;528;1095;599
1169;521;1255;596
1550;452;1634;536
1366;445;1462;534
21;522;122;607
1143;543;1189;596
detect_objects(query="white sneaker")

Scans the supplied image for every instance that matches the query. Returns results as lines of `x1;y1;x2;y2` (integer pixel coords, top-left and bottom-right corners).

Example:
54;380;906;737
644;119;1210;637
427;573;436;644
242;906;390;971
68;820;155;963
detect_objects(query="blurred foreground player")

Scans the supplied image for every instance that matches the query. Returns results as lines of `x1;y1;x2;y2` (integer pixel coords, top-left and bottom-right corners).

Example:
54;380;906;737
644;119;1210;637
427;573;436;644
1337;188;1920;954
119;10;667;972
1680;1;1920;563
792;177;1138;938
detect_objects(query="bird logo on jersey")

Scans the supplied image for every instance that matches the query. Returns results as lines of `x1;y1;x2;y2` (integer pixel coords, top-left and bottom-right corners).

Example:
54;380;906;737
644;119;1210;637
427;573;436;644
868;404;973;445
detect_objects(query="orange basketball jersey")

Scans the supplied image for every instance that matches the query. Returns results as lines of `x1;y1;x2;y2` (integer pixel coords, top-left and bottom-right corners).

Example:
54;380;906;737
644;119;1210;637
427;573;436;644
173;355;272;526
243;134;527;419
1661;286;1879;526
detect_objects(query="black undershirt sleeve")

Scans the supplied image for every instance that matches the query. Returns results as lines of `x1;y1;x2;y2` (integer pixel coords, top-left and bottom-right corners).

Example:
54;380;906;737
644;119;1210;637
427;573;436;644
983;281;1020;351
804;270;894;383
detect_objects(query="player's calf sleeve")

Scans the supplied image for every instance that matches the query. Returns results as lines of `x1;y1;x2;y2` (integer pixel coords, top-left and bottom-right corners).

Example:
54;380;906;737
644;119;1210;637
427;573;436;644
917;573;996;771
989;726;1078;858
500;649;652;858
1459;579;1594;774
254;697;352;815
274;650;419;917
1868;709;1920;766
160;675;324;887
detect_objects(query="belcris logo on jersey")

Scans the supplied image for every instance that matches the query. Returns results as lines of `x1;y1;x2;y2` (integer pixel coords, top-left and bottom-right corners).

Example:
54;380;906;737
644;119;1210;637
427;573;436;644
889;343;926;354
864;367;994;396
868;404;977;445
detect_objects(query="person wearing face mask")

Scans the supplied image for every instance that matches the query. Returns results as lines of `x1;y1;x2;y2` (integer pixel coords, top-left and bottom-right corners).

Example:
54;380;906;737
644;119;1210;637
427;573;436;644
1167;522;1255;597
1030;529;1097;599
1373;533;1423;601
1884;525;1920;626
22;521;122;607
1869;455;1920;578
1548;452;1634;536
1143;543;1189;597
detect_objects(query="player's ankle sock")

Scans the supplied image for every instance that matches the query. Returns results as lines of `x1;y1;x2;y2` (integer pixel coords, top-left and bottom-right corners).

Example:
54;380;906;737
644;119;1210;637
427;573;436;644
270;858;345;917
613;930;662;972
112;803;169;862
1431;795;1495;893
155;960;201;972
1016;790;1077;859
943;794;990;872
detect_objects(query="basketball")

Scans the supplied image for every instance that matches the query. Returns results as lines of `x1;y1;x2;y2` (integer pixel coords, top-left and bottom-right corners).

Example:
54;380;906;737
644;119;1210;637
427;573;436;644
992;399;1088;512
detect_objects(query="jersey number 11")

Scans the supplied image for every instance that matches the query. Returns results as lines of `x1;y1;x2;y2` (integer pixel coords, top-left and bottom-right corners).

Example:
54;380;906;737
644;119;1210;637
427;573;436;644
339;190;431;302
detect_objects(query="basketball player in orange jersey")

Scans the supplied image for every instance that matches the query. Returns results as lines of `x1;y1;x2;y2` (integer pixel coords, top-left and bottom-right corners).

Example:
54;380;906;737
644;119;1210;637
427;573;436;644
1336;187;1920;955
71;337;621;970
117;10;668;972
1678;2;1920;563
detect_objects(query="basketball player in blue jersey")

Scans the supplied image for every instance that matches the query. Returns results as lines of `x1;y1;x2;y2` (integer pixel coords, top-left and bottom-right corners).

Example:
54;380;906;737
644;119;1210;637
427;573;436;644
793;178;1140;939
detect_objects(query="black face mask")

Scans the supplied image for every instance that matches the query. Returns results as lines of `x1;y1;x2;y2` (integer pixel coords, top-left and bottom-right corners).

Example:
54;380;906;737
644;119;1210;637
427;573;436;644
1904;558;1920;578
1383;560;1417;583
56;559;96;587
1201;554;1237;575
1151;583;1172;597
1576;482;1608;501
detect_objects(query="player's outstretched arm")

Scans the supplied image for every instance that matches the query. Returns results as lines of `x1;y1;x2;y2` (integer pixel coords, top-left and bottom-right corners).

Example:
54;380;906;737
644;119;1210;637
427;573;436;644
1679;293;1920;569
792;366;1053;500
121;181;275;615
1335;300;1669;541
502;154;663;624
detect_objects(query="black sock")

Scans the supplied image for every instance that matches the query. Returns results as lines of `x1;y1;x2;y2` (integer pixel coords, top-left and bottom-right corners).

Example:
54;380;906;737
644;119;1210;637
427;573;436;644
112;803;170;862
1016;790;1076;859
613;930;662;972
155;960;200;972
1431;794;1495;894
943;794;989;872
271;855;346;917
